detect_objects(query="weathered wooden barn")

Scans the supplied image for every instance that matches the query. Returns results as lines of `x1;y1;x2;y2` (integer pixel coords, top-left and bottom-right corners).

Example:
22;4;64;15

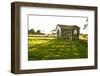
55;24;80;40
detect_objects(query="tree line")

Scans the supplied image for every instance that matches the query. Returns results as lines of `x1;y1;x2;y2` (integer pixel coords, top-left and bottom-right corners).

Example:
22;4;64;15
28;29;44;35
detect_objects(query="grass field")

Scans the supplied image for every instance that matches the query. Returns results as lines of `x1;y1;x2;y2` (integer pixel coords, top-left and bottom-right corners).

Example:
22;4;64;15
28;36;88;60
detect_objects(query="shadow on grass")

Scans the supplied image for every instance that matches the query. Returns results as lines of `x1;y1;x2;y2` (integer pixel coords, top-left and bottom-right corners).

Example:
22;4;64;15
28;38;88;60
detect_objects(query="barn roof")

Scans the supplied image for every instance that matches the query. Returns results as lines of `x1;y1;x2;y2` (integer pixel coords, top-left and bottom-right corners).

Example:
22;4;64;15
56;24;80;30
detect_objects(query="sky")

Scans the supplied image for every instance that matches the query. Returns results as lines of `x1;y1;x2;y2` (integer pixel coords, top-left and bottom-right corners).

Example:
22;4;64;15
28;14;88;34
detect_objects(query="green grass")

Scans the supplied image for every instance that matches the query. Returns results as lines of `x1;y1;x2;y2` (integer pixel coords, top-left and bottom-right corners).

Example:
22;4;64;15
28;36;88;60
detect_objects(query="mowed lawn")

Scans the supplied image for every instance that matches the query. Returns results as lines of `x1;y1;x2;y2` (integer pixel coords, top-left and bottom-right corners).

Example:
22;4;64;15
28;36;88;60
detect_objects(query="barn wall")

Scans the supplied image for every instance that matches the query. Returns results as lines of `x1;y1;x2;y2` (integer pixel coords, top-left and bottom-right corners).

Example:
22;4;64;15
61;30;70;38
56;26;61;38
72;29;80;39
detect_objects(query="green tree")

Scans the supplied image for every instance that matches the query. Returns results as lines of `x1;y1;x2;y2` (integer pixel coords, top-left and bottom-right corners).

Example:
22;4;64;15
36;30;41;34
28;29;35;34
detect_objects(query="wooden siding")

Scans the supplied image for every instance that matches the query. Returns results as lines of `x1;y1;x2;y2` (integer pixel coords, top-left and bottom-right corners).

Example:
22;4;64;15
56;25;80;40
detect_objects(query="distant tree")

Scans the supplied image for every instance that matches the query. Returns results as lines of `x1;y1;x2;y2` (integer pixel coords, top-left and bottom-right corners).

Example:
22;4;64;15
28;29;35;34
83;18;88;30
36;30;41;34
